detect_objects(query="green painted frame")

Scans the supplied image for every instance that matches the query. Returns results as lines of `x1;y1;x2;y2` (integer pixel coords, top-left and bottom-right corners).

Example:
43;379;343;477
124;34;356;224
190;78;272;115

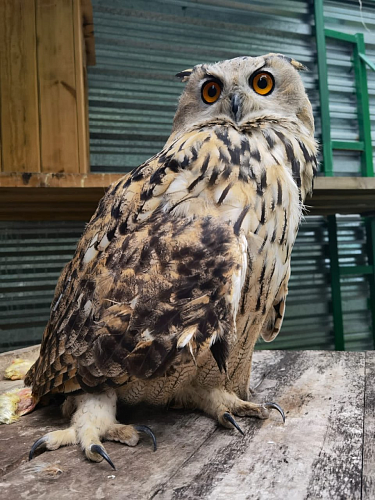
314;0;375;350
314;3;374;177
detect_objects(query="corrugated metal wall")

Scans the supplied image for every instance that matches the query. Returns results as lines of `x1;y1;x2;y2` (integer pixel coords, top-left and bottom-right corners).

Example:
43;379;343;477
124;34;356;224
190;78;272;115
258;214;373;351
0;0;374;353
1;216;372;353
336;216;373;350
324;0;375;175
88;0;318;173
0;218;328;352
0;222;84;352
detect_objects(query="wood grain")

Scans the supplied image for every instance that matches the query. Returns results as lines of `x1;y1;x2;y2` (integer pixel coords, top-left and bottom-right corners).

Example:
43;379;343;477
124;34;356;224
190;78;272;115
80;0;96;66
0;350;371;500
36;0;79;173
1;174;374;220
73;0;90;174
363;351;375;500
0;0;40;172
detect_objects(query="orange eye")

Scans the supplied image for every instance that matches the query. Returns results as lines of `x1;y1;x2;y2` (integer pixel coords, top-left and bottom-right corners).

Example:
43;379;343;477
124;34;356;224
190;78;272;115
251;71;274;96
201;80;222;104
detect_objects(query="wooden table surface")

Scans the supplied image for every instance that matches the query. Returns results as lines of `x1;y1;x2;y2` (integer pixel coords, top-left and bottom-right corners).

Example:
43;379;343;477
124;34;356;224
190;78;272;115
0;349;374;500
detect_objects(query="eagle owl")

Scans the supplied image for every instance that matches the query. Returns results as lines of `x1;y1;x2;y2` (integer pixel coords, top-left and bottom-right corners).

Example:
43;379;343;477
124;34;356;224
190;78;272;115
24;54;317;468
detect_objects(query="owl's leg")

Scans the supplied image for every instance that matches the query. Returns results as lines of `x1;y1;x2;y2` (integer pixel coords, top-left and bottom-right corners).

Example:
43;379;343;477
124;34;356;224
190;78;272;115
179;386;285;434
29;389;156;469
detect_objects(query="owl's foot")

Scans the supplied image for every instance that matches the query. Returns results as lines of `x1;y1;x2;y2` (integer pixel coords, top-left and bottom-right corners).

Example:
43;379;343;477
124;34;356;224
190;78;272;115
181;386;285;433
105;423;157;451
219;401;285;434
29;390;156;469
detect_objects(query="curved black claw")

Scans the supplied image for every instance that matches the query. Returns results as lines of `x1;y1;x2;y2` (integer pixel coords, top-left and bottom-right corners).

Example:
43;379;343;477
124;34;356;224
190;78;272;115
135;424;157;452
29;436;49;460
264;402;286;423
90;444;116;470
223;412;245;436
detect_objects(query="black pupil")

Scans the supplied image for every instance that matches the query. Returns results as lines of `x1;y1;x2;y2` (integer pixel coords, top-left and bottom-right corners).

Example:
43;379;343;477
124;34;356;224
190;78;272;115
207;84;217;97
257;75;268;89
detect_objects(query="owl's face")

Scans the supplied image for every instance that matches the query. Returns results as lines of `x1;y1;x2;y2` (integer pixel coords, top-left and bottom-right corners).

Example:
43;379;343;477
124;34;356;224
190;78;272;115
172;54;314;136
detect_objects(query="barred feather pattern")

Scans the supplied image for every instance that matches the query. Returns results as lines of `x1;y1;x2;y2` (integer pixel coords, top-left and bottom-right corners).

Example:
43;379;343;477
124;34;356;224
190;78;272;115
25;116;317;405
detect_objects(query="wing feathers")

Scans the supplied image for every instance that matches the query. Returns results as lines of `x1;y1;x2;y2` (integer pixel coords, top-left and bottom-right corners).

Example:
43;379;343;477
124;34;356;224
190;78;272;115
25;121;307;396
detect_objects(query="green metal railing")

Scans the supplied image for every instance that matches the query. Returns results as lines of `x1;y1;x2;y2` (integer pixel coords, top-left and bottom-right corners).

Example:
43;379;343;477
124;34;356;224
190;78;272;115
314;0;375;350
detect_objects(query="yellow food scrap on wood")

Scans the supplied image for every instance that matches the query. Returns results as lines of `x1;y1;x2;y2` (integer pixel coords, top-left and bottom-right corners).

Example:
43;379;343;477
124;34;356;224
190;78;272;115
0;387;36;424
4;358;33;380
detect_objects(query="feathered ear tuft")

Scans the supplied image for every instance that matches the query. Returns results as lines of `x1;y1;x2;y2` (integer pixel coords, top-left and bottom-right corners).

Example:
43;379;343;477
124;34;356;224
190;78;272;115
280;55;308;72
175;68;193;82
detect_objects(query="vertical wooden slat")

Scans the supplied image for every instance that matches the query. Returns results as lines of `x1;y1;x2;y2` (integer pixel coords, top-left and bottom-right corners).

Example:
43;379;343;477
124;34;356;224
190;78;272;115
0;0;40;172
363;351;375;499
81;0;96;67
73;0;89;174
36;0;79;173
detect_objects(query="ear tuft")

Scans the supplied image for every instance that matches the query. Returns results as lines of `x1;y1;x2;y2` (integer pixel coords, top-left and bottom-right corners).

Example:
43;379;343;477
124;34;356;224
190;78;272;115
280;55;308;72
175;68;193;82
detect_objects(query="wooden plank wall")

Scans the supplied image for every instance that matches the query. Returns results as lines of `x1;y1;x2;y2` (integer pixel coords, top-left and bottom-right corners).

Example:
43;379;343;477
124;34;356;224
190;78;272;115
0;0;40;172
0;0;90;174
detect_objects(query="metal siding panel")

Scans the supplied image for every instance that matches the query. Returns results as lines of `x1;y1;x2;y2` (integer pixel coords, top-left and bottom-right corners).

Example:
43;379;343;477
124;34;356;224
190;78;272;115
324;0;375;175
257;216;335;351
336;215;373;351
88;0;318;173
1;1;373;353
0;221;84;352
0;217;372;353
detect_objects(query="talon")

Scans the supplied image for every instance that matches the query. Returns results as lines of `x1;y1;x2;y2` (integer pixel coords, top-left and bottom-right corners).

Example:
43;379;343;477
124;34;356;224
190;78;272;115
263;402;286;423
29;436;49;460
90;444;116;470
223;412;244;435
134;424;157;452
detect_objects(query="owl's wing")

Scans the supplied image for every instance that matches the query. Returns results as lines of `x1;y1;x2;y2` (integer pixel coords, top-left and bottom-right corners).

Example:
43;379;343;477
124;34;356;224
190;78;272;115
25;138;248;398
260;264;290;342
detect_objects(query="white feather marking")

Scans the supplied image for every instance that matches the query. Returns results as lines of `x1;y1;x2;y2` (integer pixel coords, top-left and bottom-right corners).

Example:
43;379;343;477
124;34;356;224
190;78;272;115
130;296;138;309
97;234;110;252
178;331;194;348
209;333;217;347
53;293;63;312
83;245;99;264
83;234;99;264
83;300;92;316
231;234;248;318
166;174;190;194
177;325;197;349
142;329;154;341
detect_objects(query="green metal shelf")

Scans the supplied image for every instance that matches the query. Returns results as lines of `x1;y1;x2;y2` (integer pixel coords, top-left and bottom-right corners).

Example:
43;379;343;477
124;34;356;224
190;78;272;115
331;141;364;152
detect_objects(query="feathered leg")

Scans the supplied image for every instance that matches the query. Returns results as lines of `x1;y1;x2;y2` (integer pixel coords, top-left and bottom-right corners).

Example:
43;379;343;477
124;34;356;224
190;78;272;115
177;385;284;433
29;389;156;469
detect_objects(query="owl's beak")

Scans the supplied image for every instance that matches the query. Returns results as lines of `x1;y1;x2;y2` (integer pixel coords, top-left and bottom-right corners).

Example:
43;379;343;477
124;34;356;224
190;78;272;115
231;94;241;122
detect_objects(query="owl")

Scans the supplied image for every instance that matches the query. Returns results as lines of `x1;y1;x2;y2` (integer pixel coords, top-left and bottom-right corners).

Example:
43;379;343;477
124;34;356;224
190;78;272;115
22;54;317;469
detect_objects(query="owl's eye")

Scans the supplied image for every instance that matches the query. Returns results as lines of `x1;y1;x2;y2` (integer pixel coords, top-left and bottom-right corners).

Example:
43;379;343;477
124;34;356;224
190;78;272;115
251;71;274;96
201;80;222;104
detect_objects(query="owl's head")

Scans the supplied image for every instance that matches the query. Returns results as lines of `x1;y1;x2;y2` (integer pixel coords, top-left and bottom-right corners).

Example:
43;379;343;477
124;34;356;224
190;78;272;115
172;54;313;136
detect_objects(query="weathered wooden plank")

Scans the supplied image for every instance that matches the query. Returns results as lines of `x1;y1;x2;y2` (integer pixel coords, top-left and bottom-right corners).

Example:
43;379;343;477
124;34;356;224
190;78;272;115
363;351;375;500
0;351;367;499
153;351;365;500
73;0;90;174
1;174;375;220
0;399;219;499
0;172;123;188
0;0;40;172
36;0;79;173
80;0;96;66
314;176;375;191
0;172;123;220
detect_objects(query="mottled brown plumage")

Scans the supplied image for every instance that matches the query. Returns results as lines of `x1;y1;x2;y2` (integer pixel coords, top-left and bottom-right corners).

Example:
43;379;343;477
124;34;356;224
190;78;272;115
23;53;317;466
